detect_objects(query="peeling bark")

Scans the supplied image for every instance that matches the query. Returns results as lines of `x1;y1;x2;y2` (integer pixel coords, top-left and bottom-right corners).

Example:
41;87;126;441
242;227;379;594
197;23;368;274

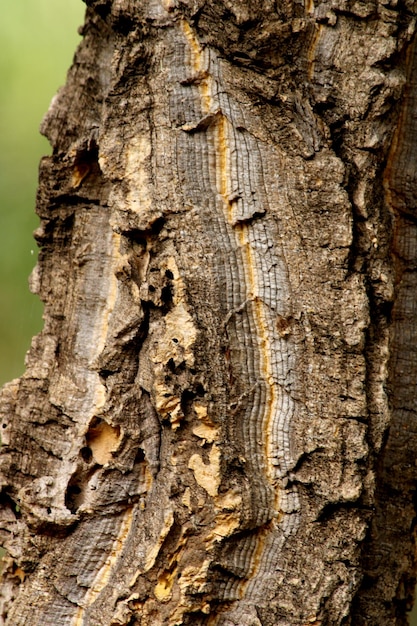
1;0;417;624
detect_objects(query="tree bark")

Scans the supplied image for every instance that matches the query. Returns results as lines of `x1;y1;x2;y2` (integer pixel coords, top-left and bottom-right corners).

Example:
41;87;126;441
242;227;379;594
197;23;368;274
1;0;417;624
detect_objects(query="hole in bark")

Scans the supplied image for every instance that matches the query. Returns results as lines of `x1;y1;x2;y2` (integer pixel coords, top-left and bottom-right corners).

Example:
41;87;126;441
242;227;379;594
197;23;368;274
46;507;51;515
150;217;165;234
134;448;146;464
378;299;393;320
113;14;135;35
181;389;196;414
313;97;336;113
315;499;360;523
161;284;173;304
94;4;111;20
165;269;174;279
210;562;243;583
99;369;114;380
148;284;156;292
328;117;348;153
0;493;21;518
128;231;148;248
167;358;186;374
360;573;377;591
195;383;206;397
65;482;83;514
182;612;212;626
72;142;100;189
80;446;93;463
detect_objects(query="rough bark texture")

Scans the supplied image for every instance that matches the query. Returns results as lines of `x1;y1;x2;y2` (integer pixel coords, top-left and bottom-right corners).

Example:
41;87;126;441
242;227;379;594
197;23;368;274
1;0;417;624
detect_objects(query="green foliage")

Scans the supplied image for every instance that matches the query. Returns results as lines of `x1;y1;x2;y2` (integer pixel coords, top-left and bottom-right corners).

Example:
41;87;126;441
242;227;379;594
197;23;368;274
0;0;85;385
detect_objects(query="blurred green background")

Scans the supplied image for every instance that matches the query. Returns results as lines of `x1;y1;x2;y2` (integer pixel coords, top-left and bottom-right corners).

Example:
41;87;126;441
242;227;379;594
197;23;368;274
1;2;417;623
0;0;85;386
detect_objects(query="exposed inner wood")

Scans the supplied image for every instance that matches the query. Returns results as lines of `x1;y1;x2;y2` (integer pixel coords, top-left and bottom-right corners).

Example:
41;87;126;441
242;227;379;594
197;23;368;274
1;1;417;625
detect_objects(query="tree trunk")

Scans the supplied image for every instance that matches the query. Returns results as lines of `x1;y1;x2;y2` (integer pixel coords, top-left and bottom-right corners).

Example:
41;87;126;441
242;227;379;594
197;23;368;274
1;1;417;624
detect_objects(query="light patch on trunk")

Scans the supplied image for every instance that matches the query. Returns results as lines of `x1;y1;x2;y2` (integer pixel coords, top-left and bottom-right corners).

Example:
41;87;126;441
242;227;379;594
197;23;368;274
157;303;197;365
205;490;242;547
169;560;211;622
154;570;176;601
124;135;153;215
188;445;221;497
86;420;122;465
192;403;219;443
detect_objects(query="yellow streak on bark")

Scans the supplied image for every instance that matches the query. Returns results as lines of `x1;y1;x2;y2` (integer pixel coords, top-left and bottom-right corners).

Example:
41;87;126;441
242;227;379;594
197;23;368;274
72;507;134;626
181;20;211;114
216;115;233;223
214;111;278;491
210;97;281;606
179;19;281;609
235;226;278;490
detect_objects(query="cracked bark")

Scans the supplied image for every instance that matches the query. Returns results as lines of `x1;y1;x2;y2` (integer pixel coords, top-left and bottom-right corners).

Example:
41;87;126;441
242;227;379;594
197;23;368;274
1;0;417;624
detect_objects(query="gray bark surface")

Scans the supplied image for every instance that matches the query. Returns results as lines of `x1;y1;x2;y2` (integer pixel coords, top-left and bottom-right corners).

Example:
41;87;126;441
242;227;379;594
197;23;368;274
1;0;417;624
